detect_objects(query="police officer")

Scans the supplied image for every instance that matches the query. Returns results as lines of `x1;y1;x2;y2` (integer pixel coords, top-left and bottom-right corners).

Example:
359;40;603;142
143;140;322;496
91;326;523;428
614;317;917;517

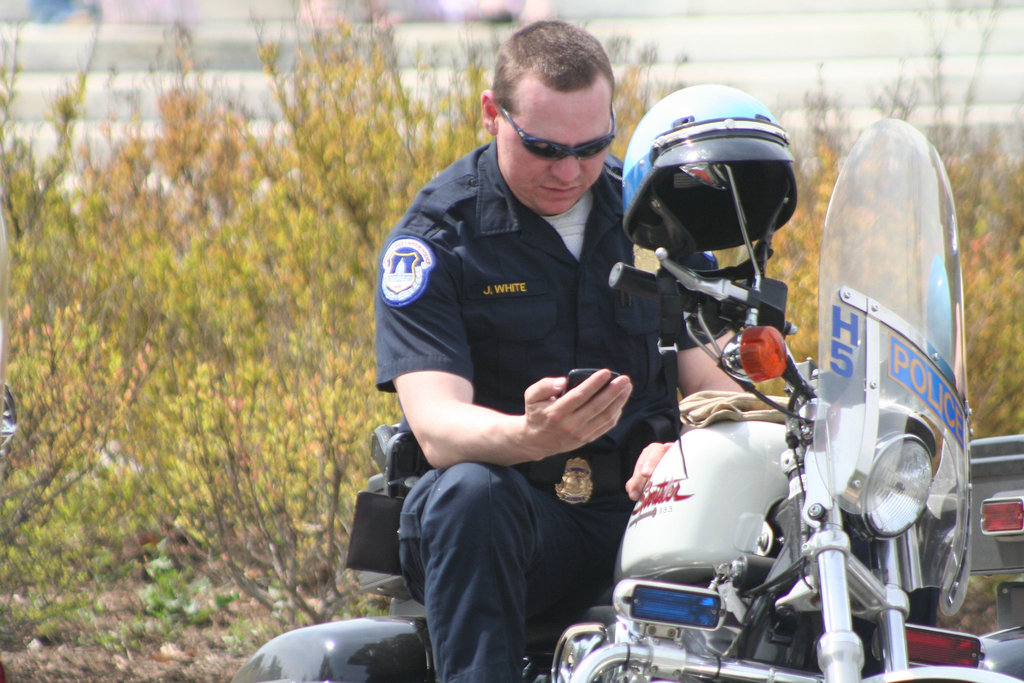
375;20;739;683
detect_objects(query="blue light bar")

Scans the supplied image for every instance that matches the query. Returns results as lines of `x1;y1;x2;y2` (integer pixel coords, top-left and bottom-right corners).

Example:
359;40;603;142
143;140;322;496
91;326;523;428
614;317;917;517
630;585;722;629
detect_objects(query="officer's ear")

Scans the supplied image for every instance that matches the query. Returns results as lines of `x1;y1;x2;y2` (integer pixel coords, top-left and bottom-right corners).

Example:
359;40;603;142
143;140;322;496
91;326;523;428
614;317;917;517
481;91;500;137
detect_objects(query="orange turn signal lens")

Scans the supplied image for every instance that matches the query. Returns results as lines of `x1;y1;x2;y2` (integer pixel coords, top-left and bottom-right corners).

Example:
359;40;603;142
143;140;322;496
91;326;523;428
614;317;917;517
739;326;788;382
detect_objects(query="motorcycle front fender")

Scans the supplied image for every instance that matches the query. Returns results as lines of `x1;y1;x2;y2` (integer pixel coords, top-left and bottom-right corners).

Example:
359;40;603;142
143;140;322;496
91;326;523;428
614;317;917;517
980;627;1024;680
232;616;432;683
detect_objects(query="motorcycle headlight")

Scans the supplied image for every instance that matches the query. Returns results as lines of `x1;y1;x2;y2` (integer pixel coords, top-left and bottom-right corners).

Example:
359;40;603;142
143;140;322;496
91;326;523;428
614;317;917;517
863;433;933;537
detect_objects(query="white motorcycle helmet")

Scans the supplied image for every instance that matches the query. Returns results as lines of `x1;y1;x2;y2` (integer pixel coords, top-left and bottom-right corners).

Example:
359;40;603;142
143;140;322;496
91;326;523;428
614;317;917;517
622;85;797;255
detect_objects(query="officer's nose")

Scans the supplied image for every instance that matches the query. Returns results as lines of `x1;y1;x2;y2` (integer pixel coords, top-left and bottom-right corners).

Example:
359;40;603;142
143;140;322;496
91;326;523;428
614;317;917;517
549;155;582;182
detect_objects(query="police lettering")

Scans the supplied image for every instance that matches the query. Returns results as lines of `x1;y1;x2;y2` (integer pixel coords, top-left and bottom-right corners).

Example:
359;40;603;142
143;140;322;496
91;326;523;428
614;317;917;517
889;336;966;448
830;304;860;378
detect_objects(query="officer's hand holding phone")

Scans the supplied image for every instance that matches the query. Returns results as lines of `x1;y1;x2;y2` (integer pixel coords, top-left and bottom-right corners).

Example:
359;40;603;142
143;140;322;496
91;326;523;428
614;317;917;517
562;368;622;395
521;369;630;461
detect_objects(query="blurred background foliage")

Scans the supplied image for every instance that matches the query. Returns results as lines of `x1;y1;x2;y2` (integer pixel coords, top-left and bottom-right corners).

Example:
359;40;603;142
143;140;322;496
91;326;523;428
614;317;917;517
0;17;1020;656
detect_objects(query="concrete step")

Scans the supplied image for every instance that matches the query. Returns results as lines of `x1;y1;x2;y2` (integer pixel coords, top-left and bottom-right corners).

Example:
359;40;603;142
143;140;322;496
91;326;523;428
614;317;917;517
2;21;301;73
7;9;1024;74
3;3;1022;154
6;70;282;123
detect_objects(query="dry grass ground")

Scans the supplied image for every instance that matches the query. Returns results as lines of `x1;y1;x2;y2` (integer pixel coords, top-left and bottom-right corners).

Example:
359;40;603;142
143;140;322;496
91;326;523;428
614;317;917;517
0;579;277;682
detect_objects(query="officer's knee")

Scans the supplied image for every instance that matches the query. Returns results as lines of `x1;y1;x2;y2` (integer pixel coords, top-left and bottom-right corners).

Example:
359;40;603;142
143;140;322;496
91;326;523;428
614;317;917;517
434;462;521;508
417;463;530;532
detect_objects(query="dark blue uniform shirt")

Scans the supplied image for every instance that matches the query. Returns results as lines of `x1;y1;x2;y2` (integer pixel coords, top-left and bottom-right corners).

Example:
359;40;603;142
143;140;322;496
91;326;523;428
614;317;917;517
375;141;679;488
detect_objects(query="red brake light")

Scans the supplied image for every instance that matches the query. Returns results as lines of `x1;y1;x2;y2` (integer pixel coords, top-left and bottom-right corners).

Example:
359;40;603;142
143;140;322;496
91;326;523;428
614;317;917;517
738;326;787;382
906;625;982;667
981;497;1024;535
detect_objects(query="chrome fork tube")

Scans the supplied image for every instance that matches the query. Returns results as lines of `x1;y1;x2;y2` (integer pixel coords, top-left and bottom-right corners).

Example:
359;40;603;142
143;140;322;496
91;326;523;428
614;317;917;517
875;538;911;671
811;528;864;683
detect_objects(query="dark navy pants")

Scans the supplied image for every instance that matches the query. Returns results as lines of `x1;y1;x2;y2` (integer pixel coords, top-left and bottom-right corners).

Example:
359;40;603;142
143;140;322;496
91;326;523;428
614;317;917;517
398;462;633;683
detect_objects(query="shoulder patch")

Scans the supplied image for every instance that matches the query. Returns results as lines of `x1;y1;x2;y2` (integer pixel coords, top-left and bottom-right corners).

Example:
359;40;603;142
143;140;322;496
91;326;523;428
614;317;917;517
380;236;436;307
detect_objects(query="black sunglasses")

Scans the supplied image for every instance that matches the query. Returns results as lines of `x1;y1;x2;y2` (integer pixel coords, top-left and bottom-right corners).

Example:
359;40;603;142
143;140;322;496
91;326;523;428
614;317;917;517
498;104;616;160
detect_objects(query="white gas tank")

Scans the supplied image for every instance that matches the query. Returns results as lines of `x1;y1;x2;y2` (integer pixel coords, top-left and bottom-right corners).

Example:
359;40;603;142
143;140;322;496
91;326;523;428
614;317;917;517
617;420;789;583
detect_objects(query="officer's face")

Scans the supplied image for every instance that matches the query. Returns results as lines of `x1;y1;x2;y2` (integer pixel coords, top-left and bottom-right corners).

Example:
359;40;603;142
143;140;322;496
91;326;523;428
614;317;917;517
484;75;614;217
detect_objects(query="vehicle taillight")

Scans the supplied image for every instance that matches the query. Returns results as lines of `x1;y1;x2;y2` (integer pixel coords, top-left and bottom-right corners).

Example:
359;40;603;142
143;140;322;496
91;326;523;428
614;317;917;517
738;326;787;382
981;497;1024;535
906;624;982;667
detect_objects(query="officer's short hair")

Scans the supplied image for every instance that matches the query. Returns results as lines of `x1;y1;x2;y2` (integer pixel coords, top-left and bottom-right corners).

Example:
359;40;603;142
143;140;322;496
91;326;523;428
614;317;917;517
492;20;614;114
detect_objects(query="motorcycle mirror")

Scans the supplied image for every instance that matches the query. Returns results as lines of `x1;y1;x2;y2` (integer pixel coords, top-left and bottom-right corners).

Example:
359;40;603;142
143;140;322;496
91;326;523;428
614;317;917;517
738;326;787;382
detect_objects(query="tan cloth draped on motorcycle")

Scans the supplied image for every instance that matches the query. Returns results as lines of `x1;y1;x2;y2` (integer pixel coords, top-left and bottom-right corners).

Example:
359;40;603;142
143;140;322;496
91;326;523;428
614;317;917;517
679;390;787;428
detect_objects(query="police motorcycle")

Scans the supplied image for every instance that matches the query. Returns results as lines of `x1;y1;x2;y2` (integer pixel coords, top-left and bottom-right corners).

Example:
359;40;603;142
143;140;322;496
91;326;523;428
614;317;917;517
558;90;1024;683
232;85;1024;682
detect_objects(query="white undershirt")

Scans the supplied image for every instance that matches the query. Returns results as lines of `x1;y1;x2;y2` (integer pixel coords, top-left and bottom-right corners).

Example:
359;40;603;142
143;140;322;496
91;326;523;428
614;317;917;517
544;190;592;260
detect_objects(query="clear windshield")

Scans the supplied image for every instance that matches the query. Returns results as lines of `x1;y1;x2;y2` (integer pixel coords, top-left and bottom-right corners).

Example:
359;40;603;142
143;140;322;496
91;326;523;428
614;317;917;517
814;119;969;614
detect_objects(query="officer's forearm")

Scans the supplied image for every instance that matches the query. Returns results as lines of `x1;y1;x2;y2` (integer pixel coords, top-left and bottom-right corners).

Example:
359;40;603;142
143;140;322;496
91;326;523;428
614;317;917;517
394;370;554;468
414;407;550;469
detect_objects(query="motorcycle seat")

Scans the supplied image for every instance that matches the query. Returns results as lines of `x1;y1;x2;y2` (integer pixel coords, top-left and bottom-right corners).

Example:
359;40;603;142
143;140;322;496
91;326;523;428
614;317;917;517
525;603;616;656
524;585;616;656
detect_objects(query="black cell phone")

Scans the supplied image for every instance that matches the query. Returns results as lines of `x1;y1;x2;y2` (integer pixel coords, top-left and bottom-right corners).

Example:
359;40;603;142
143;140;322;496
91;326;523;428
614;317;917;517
565;368;621;392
